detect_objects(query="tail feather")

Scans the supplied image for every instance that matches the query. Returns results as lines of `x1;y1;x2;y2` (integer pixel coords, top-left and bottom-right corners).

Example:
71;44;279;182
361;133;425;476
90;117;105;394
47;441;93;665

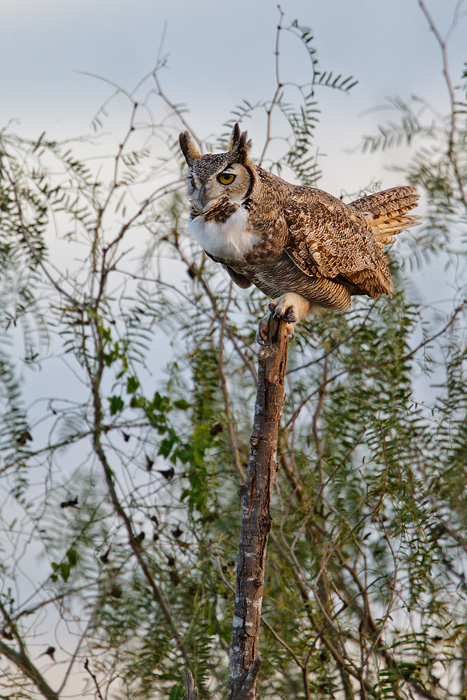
351;186;420;247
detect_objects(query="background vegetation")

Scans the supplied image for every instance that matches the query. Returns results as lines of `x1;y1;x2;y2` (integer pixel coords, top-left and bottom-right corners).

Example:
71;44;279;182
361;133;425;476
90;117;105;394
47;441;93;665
0;5;466;699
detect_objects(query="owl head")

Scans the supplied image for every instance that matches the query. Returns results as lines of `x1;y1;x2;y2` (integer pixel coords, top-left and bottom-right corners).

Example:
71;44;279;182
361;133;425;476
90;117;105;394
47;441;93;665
179;124;254;212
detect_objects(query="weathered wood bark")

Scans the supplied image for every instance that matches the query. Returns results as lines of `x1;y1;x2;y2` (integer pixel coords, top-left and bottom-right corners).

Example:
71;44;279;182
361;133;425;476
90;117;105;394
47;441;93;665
181;669;199;700
227;315;289;700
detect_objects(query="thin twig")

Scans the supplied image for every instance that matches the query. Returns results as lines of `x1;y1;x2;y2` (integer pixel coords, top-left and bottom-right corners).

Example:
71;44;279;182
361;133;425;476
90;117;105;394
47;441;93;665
258;7;285;166
417;0;467;209
84;658;105;700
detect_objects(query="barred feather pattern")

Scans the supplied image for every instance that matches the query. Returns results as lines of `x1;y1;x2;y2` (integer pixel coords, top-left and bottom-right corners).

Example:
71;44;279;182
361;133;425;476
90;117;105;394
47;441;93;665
351;186;421;246
180;126;421;319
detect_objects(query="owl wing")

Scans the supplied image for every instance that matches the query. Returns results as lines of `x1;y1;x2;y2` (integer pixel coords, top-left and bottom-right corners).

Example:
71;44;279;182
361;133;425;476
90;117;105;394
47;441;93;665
283;193;393;298
203;251;252;289
222;264;252;289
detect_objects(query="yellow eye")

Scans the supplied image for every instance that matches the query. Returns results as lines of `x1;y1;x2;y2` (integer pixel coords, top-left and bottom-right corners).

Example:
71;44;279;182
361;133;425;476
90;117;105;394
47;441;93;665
217;172;236;185
189;175;195;187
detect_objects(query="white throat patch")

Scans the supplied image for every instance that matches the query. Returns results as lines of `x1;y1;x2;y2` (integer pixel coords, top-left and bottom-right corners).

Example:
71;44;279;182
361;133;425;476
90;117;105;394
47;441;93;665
188;207;259;261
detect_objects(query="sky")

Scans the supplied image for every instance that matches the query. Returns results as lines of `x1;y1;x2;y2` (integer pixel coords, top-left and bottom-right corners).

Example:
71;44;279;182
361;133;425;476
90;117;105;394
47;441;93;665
2;0;466;196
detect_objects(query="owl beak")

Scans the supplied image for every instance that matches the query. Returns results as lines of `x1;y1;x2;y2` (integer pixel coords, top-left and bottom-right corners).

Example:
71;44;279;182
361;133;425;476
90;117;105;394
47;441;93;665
199;185;209;209
190;184;208;211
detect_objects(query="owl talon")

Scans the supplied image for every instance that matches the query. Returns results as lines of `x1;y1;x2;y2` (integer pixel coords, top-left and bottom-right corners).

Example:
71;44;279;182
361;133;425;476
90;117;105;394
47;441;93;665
256;317;270;346
268;293;313;326
286;322;295;341
273;306;297;323
256;315;295;345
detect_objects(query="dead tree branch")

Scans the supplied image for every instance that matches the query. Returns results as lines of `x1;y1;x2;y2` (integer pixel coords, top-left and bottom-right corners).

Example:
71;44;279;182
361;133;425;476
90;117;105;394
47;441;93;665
0;640;59;700
227;314;289;700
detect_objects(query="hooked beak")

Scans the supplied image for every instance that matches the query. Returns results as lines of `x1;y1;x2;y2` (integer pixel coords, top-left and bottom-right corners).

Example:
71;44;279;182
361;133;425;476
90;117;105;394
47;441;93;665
200;185;210;209
193;184;209;211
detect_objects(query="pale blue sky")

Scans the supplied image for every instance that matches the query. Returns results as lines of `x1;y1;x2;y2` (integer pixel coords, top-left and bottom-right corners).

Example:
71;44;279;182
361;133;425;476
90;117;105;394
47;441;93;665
2;0;465;142
2;0;466;202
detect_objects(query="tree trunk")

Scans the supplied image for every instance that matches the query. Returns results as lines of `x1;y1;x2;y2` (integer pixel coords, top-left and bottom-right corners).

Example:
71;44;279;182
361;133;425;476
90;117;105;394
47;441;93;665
227;315;289;700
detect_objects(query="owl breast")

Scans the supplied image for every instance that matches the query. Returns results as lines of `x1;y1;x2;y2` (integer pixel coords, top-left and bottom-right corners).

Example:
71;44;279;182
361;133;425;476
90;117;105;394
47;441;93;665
188;207;260;262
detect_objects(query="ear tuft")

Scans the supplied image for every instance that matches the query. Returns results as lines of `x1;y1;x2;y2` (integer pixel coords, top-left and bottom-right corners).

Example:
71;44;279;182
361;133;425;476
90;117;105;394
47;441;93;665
231;128;252;164
179;131;201;166
228;123;241;151
235;130;251;164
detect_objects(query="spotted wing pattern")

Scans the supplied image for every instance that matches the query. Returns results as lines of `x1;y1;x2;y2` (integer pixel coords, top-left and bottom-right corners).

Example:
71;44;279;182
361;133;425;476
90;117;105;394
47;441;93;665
283;190;397;298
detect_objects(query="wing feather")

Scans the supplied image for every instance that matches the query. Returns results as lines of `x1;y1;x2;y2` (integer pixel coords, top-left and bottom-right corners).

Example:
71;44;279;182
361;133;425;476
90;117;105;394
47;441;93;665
204;251;252;288
222;264;252;289
350;186;421;247
284;191;393;298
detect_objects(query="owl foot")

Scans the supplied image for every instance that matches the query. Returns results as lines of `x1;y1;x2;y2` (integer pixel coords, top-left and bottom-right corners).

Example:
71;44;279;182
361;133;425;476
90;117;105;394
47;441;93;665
255;292;312;345
269;292;311;323
256;313;295;346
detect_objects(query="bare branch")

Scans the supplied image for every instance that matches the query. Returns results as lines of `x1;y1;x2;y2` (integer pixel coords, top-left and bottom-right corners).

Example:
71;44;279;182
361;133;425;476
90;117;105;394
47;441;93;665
0;640;59;700
84;658;105;700
228;314;289;700
417;0;467;209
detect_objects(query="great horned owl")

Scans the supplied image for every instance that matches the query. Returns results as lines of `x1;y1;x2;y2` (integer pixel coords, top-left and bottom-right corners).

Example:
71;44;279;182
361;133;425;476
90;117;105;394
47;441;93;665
179;124;420;342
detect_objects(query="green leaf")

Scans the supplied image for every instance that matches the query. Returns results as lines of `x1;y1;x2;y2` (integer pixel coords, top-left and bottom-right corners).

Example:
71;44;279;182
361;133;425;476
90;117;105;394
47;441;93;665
152;391;171;412
130;395;146;409
126;376;140;394
66;548;78;566
108;396;124;415
168;684;184;700
60;563;71;582
158;436;176;458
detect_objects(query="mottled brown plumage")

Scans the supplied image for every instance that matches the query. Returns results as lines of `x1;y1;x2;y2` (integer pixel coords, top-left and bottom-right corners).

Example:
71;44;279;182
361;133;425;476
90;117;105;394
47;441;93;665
179;124;420;340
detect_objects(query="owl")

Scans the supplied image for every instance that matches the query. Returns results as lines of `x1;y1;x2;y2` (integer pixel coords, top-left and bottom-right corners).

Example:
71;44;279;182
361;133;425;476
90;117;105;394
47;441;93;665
179;124;420;343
